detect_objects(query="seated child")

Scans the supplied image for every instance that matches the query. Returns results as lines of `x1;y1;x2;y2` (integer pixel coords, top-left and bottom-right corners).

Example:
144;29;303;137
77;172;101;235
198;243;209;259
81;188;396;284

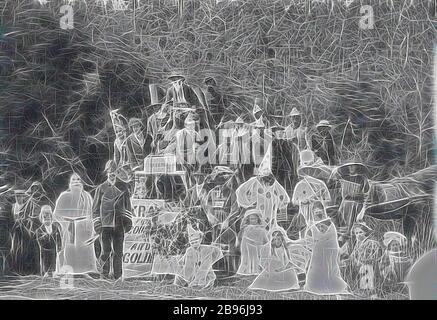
174;224;223;288
249;226;300;292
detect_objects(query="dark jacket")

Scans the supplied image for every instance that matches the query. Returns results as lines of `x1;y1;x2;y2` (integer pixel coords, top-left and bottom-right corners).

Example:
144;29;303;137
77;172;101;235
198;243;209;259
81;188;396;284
311;132;335;166
92;180;132;233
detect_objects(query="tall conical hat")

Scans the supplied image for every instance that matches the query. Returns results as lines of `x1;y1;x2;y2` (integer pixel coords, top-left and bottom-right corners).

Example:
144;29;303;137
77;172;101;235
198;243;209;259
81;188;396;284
257;144;272;176
253;98;263;116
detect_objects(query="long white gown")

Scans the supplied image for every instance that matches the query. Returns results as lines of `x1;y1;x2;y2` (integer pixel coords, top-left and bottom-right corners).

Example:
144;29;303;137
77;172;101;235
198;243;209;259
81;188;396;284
237;225;269;275
305;223;348;295
54;186;98;274
249;244;300;292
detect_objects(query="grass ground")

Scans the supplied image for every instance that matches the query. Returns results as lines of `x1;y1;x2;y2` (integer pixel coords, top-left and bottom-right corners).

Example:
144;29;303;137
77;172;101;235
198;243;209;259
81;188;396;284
0;275;408;300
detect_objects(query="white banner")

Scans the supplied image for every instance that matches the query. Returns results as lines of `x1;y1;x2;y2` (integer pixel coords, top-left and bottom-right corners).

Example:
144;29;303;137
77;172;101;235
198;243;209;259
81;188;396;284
122;198;166;278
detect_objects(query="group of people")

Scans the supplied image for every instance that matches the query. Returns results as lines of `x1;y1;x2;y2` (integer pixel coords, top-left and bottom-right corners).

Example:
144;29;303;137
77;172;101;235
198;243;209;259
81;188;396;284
0;72;416;298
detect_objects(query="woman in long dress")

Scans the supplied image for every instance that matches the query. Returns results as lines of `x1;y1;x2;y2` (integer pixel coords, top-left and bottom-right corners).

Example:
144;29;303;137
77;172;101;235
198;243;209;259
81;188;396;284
236;210;269;275
305;212;348;295
54;173;98;275
249;227;300;292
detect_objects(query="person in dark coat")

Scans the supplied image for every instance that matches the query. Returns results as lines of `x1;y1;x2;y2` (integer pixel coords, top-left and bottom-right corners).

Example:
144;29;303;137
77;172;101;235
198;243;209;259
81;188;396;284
92;160;132;280
36;205;62;276
311;120;335;166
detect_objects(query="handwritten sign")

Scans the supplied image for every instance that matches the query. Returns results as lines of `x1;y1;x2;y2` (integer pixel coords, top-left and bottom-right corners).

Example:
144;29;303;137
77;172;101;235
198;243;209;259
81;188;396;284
122;198;166;278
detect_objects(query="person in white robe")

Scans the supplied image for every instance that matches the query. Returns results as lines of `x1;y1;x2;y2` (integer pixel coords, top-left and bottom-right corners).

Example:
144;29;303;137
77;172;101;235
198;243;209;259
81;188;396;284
236;145;289;228
236;210;269;276
54;173;98;275
304;205;348;295
249;226;300;292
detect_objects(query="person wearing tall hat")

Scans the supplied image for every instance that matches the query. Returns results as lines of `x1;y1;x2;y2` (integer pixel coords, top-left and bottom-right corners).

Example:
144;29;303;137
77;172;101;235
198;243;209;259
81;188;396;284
250;98;270;129
236;145;290;229
173;224;223;288
311;120;336;166
0;183;14;276
250;98;273;178
333;160;371;234
92;160;132;280
166;71;214;131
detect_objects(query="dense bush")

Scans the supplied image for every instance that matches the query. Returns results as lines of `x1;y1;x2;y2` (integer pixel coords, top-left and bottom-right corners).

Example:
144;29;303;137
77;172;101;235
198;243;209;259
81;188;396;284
0;0;435;198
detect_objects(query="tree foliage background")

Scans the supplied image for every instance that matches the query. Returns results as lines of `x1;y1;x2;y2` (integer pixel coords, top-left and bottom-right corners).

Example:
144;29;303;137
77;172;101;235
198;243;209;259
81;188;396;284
0;0;436;199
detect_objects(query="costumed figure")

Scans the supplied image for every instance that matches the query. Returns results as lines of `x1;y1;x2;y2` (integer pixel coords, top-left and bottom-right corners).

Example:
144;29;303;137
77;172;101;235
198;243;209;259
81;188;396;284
36;205;62;276
304;205;348;295
340;222;381;297
236;210;269;276
291;150;332;238
379;231;412;295
236;145;289;228
54;173;98;275
173;224;223;288
249;226;300;292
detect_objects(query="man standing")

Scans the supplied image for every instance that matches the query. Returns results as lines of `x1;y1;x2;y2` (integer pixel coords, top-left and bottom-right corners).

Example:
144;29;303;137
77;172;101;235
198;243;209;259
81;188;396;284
93;160;132;280
127;118;148;171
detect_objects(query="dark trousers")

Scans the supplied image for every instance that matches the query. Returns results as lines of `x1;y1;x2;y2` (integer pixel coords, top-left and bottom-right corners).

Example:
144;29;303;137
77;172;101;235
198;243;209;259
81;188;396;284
40;247;57;275
100;227;125;279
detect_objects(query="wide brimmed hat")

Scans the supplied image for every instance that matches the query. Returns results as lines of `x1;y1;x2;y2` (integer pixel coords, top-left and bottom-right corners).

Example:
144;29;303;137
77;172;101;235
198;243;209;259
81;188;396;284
335;162;370;178
289;107;301;117
351;221;372;234
167;71;186;81
316;120;332;128
297;165;331;180
364;195;429;220
383;231;407;247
